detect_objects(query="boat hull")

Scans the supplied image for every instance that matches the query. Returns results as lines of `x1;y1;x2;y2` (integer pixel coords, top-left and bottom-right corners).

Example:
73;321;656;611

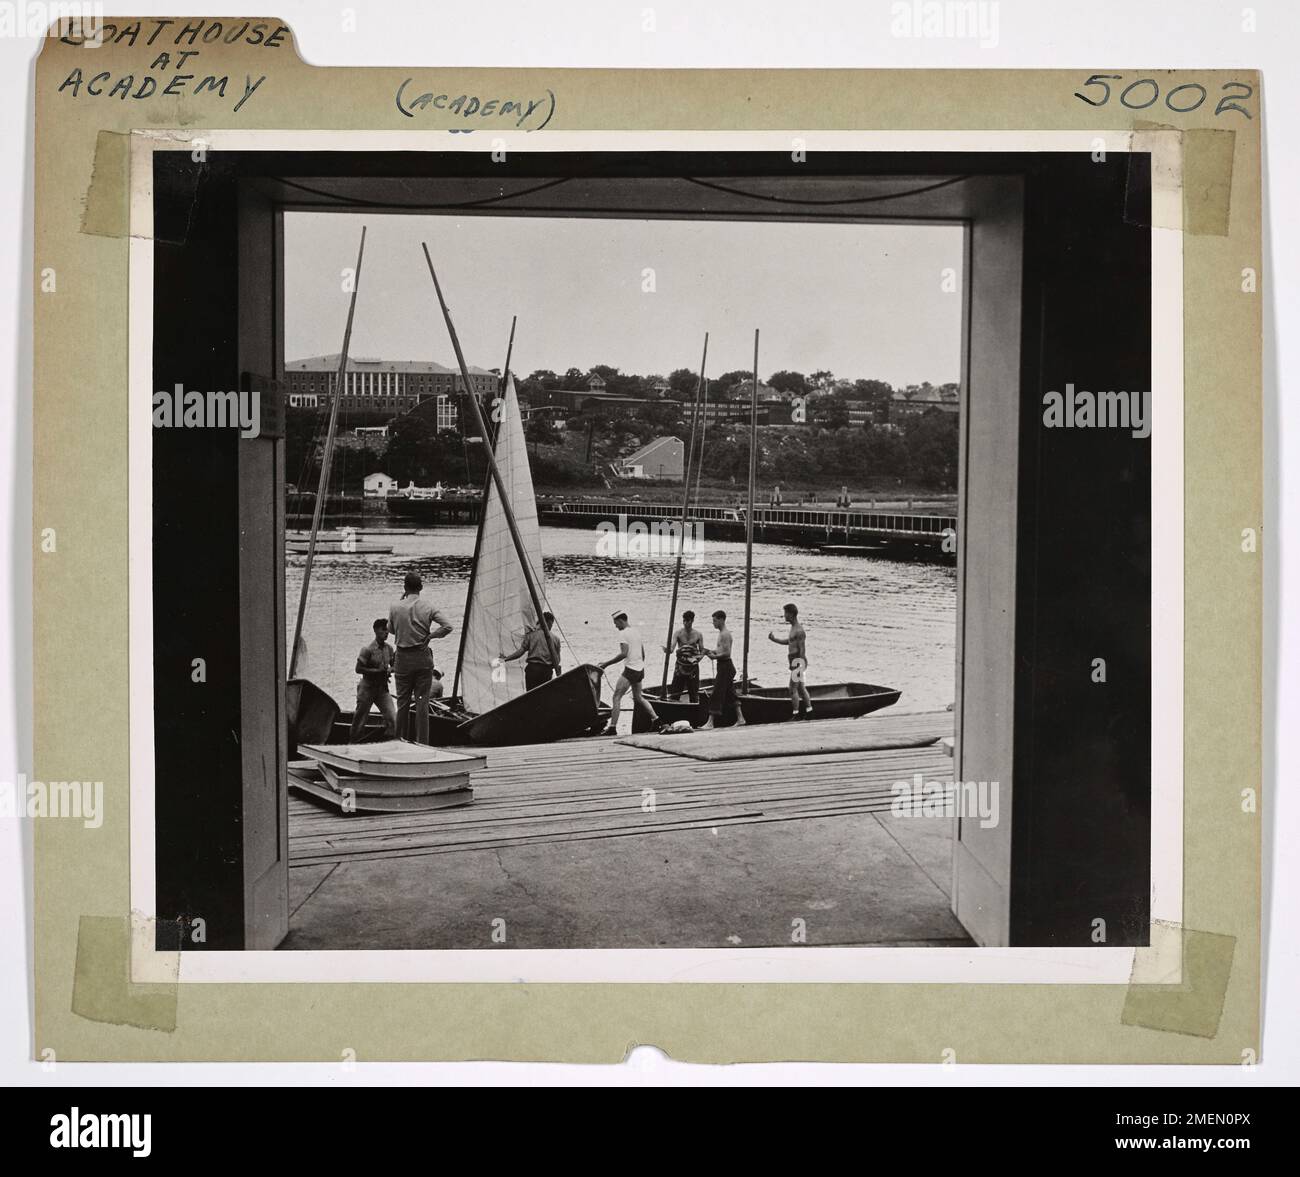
633;677;715;732
287;678;342;751
457;664;606;745
332;698;473;746
736;682;902;725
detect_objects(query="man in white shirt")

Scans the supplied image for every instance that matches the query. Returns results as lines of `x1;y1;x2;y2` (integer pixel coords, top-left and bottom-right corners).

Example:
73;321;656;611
599;610;660;734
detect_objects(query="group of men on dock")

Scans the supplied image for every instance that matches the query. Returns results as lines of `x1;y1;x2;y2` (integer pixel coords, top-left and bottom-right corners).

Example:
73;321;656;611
348;570;564;745
348;572;451;745
597;603;812;734
347;571;813;743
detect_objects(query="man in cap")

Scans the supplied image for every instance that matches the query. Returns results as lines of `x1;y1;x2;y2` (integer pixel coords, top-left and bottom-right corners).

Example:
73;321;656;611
599;610;660;734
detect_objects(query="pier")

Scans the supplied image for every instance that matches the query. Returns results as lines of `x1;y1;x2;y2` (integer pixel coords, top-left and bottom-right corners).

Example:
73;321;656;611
381;495;958;557
283;710;968;950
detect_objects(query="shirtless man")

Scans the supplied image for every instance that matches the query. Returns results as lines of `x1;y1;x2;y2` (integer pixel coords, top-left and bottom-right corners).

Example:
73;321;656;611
700;609;739;728
768;602;813;720
662;610;704;703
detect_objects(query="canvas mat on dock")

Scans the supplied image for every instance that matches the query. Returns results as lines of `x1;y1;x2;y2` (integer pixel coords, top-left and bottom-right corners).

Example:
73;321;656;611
617;711;948;761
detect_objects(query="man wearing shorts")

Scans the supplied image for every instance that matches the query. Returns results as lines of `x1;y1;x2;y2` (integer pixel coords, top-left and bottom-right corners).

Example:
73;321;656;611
599;610;659;734
769;601;813;720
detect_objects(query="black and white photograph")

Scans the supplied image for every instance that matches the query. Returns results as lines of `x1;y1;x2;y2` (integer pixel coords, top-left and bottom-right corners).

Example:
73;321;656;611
140;137;1162;963
8;0;1292;1105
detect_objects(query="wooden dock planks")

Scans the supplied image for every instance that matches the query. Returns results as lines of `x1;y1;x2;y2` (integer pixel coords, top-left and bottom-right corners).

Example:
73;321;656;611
288;711;954;866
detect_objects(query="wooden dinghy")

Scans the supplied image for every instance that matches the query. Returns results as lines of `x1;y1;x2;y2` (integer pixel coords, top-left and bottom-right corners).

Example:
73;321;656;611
456;664;606;746
734;681;902;725
287;677;342;751
634;677;718;732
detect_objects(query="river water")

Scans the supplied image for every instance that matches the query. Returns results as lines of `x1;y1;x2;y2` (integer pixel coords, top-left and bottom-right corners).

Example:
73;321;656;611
287;526;956;715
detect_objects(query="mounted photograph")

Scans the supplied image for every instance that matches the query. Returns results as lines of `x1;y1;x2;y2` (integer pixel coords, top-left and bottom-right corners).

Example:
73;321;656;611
132;135;1170;970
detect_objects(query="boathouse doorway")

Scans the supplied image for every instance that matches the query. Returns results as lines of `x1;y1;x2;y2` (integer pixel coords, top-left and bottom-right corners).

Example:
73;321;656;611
149;146;1152;951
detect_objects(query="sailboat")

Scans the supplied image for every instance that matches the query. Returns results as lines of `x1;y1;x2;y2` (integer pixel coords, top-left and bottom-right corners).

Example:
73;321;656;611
636;334;726;731
446;370;605;744
637;330;902;731
733;330;902;725
332;257;606;748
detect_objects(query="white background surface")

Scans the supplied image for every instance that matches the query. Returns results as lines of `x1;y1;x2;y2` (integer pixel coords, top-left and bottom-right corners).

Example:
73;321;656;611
0;0;1294;1086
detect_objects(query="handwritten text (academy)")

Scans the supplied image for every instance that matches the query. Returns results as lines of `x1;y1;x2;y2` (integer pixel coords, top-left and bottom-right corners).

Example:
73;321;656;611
395;79;555;129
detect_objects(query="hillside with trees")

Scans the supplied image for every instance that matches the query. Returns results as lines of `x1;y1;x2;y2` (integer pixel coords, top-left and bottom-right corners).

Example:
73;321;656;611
287;366;960;498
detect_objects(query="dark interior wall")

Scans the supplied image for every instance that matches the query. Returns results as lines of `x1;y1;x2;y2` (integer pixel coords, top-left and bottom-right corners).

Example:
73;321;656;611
1012;153;1152;945
150;150;1150;949
153;155;245;948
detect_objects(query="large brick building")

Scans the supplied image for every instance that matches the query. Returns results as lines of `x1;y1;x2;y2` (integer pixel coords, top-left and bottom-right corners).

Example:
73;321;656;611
284;354;498;428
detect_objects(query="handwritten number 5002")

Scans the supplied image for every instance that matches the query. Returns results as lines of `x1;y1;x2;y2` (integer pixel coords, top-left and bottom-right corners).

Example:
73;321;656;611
1073;75;1253;119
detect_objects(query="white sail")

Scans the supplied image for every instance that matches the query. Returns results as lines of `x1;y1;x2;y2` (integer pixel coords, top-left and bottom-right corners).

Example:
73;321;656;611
459;375;550;714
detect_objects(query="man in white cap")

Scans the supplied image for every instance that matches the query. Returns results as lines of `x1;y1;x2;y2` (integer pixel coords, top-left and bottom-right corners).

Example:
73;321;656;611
599;610;660;734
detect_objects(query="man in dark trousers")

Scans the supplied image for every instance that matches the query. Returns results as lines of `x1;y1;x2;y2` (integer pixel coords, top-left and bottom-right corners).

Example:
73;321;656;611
662;609;704;703
389;572;453;744
701;609;739;728
500;611;562;691
348;618;397;743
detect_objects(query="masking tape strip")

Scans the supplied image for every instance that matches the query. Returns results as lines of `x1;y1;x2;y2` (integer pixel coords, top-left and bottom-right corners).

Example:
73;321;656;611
1121;920;1236;1039
1182;127;1236;237
82;129;210;242
1126;122;1235;237
71;915;179;1033
80;129;130;239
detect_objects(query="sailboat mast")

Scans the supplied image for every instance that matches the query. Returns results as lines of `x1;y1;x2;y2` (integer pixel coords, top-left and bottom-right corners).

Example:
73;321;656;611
422;245;550;636
453;315;517;700
289;225;367;679
742;329;759;687
660;333;708;691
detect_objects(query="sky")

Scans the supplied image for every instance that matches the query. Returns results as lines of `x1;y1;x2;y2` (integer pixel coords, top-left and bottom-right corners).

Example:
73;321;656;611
284;212;963;389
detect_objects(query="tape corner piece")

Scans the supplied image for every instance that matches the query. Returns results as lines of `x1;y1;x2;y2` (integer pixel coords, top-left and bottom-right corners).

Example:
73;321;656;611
71;914;180;1033
80;129;131;240
1121;919;1236;1040
1127;121;1234;238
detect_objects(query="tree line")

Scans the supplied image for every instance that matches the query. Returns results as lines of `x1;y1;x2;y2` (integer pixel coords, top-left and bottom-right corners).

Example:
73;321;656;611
287;365;959;494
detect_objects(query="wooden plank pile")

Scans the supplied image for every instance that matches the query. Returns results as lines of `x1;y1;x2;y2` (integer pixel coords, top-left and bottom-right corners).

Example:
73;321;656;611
290;740;485;815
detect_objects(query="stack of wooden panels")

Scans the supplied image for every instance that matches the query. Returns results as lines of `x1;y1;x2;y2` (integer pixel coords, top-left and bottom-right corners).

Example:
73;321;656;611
290;741;486;815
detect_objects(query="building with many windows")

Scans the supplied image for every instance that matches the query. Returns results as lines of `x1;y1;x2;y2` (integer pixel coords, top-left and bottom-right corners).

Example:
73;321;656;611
890;383;960;418
284;354;498;423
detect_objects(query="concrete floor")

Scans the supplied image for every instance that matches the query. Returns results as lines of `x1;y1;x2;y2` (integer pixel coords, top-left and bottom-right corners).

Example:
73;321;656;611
282;809;970;950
